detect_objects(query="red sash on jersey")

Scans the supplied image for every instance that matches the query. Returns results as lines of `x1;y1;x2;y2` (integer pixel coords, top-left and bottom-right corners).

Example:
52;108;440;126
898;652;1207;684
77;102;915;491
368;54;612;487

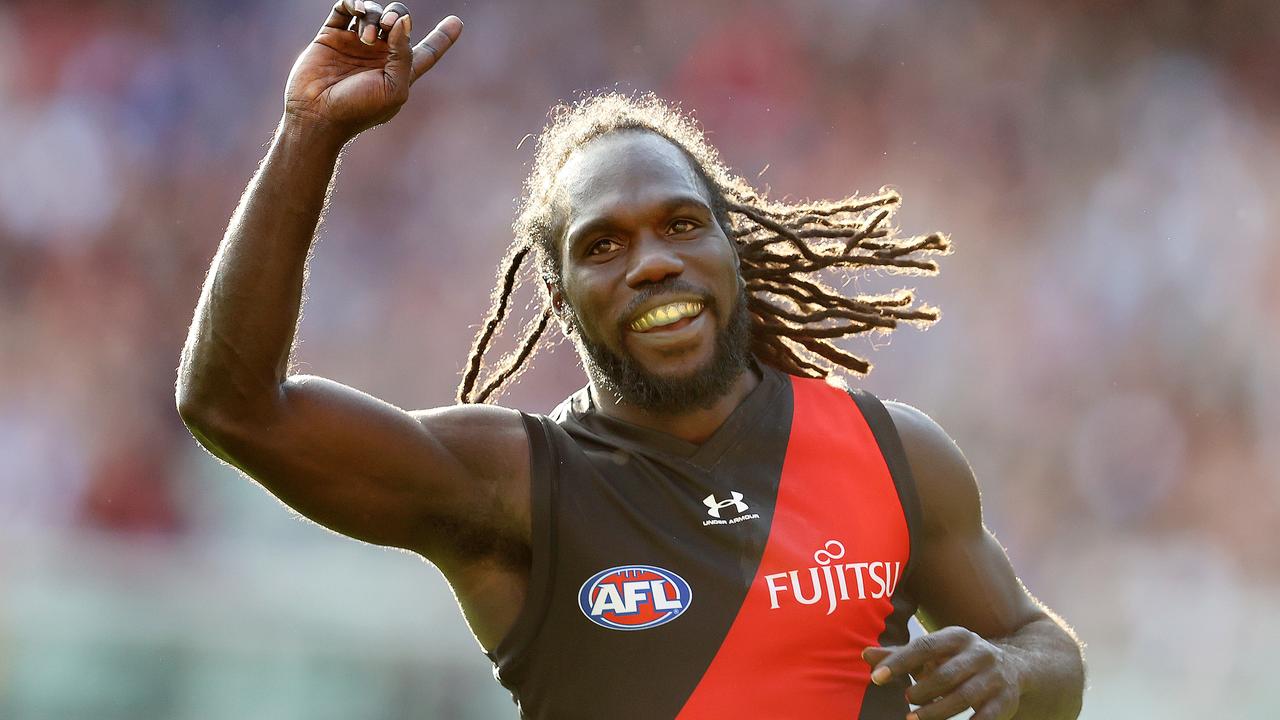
676;376;911;718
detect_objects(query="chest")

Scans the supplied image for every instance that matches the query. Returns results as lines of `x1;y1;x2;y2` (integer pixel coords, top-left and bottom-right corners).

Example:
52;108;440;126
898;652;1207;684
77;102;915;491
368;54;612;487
492;379;917;719
558;412;910;643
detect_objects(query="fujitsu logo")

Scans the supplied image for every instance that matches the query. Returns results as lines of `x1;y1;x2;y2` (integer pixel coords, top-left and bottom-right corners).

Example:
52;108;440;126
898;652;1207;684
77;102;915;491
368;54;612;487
764;540;903;615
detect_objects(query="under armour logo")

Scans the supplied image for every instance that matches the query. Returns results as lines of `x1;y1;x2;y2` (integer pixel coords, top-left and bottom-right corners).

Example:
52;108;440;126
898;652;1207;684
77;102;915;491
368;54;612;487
703;491;748;518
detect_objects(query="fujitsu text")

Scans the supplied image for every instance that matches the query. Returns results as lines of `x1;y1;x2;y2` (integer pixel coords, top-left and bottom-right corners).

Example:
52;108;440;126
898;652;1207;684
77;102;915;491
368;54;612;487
763;540;903;615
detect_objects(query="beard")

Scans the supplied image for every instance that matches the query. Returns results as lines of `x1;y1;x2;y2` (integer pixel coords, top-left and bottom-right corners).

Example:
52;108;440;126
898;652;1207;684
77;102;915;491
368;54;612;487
569;279;753;415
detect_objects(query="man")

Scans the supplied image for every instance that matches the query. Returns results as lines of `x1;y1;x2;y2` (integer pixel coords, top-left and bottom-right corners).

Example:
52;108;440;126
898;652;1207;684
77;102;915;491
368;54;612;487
176;2;1085;718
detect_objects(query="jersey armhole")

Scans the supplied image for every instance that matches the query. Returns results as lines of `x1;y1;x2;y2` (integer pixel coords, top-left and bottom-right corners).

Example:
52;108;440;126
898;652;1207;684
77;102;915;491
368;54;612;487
488;411;558;675
847;389;925;586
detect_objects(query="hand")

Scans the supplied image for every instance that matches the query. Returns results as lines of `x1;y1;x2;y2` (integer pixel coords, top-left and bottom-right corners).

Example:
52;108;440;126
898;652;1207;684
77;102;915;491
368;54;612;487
283;1;463;142
862;626;1023;720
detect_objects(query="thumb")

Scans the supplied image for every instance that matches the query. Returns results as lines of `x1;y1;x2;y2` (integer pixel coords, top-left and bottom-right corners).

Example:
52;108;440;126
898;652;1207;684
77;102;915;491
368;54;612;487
384;14;413;90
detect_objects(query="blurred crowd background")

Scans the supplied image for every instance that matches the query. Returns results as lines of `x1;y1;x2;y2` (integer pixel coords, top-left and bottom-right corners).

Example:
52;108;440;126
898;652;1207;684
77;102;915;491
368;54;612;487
2;0;1278;717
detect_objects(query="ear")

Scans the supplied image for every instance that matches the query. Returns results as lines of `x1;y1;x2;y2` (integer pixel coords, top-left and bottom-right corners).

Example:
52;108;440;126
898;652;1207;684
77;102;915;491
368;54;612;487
543;275;564;315
544;276;575;334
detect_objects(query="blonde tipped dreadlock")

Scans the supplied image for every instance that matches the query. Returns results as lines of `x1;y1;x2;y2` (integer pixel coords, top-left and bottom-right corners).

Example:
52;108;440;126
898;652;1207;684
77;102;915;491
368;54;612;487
457;92;950;404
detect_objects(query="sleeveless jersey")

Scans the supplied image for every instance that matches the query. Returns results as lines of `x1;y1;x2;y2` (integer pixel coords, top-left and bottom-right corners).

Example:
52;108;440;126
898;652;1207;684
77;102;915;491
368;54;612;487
486;363;923;719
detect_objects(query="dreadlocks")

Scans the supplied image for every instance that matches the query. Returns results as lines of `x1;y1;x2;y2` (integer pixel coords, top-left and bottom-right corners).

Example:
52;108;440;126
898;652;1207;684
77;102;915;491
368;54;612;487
456;92;950;404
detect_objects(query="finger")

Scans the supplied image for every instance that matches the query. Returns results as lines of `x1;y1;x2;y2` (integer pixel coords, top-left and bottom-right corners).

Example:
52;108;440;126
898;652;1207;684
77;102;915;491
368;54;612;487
379;2;409;39
867;629;972;685
971;688;1019;720
411;15;463;81
904;649;992;706
861;646;895;685
861;646;892;665
861;646;893;683
359;1;384;45
323;0;361;30
908;673;1000;720
382;13;414;88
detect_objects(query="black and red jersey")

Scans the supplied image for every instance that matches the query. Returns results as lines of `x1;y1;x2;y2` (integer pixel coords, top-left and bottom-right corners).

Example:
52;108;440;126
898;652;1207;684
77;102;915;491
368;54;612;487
486;363;923;719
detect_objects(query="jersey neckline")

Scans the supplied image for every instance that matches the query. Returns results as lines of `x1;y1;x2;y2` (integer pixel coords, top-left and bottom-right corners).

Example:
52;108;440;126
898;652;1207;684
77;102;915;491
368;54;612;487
556;359;787;470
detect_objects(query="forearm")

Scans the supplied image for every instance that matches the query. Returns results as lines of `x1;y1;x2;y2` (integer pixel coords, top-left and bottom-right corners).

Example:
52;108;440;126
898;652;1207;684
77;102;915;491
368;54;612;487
177;117;347;419
997;613;1085;719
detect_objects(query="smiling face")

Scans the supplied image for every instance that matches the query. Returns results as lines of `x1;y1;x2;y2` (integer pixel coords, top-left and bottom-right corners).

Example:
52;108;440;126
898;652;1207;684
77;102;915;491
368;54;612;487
548;130;751;413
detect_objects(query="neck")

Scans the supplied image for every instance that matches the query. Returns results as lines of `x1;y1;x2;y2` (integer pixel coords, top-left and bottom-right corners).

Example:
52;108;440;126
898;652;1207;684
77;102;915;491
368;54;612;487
588;362;762;445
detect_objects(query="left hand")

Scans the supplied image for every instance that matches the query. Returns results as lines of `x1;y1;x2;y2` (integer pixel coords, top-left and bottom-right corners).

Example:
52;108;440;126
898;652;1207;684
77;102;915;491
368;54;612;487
862;626;1023;720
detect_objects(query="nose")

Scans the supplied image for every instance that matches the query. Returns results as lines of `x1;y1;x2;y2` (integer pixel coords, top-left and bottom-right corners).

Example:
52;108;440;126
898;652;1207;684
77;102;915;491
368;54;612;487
624;232;684;288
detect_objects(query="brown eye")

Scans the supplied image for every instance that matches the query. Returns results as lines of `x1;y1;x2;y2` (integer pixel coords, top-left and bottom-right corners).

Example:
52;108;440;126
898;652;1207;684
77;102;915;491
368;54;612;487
587;238;621;256
668;219;697;234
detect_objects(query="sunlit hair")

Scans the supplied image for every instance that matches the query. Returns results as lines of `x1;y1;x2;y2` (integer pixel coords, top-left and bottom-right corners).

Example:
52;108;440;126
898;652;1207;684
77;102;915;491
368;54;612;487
457;92;950;404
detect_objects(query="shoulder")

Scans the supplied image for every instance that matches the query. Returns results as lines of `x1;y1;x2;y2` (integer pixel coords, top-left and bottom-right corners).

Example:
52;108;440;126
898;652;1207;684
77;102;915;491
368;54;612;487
410;401;527;426
409;402;528;441
883;400;983;537
409;403;531;484
403;403;535;562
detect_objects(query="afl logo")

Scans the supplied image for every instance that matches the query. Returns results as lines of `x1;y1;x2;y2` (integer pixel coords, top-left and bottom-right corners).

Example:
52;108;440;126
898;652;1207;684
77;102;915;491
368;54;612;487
578;565;693;631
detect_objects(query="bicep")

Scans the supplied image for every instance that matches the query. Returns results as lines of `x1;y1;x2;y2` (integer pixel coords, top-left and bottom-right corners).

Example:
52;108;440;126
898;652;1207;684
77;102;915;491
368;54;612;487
187;374;529;558
886;401;1046;638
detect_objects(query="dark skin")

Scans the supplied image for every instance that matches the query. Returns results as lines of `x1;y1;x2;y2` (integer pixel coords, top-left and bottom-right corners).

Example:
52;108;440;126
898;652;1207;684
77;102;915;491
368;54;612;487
176;4;1083;719
550;130;761;443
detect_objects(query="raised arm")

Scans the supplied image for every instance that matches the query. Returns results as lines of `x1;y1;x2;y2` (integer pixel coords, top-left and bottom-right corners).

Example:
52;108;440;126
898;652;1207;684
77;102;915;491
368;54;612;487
175;4;528;579
861;402;1085;720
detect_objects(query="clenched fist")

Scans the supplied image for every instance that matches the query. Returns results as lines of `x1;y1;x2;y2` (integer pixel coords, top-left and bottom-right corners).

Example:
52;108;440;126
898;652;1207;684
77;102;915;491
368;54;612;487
283;1;462;142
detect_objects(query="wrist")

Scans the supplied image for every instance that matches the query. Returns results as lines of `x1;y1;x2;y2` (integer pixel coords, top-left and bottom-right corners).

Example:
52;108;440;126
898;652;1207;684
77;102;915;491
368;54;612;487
996;638;1032;696
277;112;351;155
990;619;1083;719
